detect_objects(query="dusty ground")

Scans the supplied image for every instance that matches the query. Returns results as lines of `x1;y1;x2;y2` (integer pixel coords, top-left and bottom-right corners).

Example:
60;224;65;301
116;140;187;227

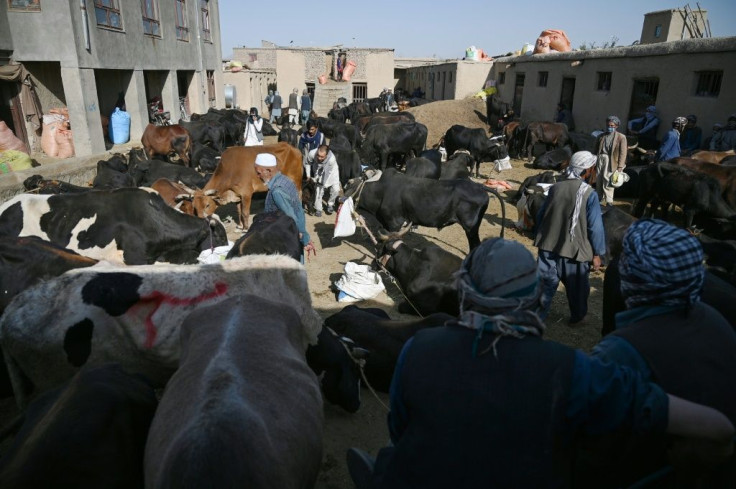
0;99;610;488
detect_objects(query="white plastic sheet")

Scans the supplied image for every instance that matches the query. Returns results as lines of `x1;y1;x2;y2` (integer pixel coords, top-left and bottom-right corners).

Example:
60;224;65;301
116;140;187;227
335;262;385;302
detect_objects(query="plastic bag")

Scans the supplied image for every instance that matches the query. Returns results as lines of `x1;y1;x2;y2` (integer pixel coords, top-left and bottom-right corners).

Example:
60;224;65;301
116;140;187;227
335;262;385;302
493;156;512;171
196;241;234;264
334;197;357;238
0;149;33;173
0;121;28;154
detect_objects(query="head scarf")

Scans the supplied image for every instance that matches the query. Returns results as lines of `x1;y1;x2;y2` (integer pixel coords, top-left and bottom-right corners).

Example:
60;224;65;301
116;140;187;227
607;115;620;126
619;219;704;309
456;239;545;357
564;151;596;239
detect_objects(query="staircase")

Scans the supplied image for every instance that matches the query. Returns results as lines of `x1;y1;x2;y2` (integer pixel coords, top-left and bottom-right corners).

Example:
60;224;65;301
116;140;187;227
313;81;352;117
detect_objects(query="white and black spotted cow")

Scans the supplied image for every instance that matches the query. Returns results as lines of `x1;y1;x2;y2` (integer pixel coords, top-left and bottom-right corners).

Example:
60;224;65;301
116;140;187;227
0;255;322;406
0;188;227;264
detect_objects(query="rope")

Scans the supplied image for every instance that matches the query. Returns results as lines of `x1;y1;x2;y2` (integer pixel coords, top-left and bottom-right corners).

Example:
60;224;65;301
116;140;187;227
358;362;390;412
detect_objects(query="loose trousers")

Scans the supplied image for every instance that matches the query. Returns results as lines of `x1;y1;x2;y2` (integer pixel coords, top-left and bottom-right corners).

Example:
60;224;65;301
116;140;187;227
537;249;590;322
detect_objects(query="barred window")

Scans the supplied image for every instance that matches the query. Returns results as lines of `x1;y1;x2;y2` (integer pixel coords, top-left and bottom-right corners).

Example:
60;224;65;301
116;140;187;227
695;71;722;97
200;0;211;42
8;0;41;11
175;0;188;41
141;0;160;37
94;0;122;30
597;72;612;91
353;83;367;103
538;71;548;87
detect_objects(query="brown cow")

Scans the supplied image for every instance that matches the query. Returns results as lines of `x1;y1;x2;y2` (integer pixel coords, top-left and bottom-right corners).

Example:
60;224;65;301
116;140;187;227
522;121;570;161
675;158;736;209
691;149;736;164
195;142;303;229
149;178;217;217
141;124;192;167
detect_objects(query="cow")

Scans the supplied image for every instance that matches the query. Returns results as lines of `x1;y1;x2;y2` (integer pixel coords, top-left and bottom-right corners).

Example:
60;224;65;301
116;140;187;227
141;124;192;166
226;211;302;261
376;226;463;315
278;121;299;148
196;143;303;230
333;147;363;186
93;157;136;189
691;149;736;164
328;105;349;123
0;188;227;265
23;175;91;194
344;168;504;250
568;132;597;152
532;146;572;170
514;185;548;232
346;101;373;125
148;178;216;217
178;119;225;152
144;295;323;489
520;121;570;161
359;122;428;171
722;155;736;167
261;120;278;136
191;142;221;173
356;112;416;134
190;108;246;147
504;122;523;158
440;153;472;180
129;157;208;189
420;148;443;165
443;125;509;177
324;305;453;391
0;364;157;489
405;156;440;179
633;163;736;228
611;165;648;199
512;171;557;204
601;206;637;263
675;158;736;209
699;233;736;287
0;255;323;406
316;117;360;149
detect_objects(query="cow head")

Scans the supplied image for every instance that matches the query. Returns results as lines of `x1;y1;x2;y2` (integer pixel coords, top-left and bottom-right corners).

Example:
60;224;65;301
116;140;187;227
376;223;413;267
191;189;219;218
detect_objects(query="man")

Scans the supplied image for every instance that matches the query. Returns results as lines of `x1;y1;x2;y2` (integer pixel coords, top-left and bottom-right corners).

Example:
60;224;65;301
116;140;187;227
703;123;723;150
554;102;575;131
535;151;605;324
655;116;687;161
254;153;315;262
679;114;702;155
595;115;628;206
711;114;736;151
270;90;282;124
628;105;660;150
288;88;299;125
346;239;734;489
243;107;264;147
300;90;311;125
582;219;736;487
263;90;274;121
299;120;325;179
305;144;340;217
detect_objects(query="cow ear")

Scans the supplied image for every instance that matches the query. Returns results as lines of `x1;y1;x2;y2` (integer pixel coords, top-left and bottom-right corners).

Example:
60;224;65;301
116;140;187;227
174;193;194;202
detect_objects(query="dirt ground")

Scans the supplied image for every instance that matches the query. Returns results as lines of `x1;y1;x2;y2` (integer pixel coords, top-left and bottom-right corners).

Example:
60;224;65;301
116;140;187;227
0;98;610;488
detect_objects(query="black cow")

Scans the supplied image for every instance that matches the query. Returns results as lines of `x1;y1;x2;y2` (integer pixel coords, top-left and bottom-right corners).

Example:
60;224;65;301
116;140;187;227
261;120;278;136
330;134;353;152
191;142;221;173
130;157;208;189
334;148;363;186
359;122;428;170
440;154;472;180
568;132;597;152
0;189;227;264
347;101;373;124
306;325;368;413
0;364;157;489
278;122;299;148
328;106;349;123
23;175;91;194
699;233;736;287
93;157;136;189
443;125;508;178
345;168;503;250
532;146;572;170
317;117;360;149
357;112;416;133
601;207;637;263
226;211;302;261
419;149;443;166
513;171;557;204
633;163;736;228
405;156;440;179
191;108;246;147
178;119;225;152
611;166;647;199
324;305;453;391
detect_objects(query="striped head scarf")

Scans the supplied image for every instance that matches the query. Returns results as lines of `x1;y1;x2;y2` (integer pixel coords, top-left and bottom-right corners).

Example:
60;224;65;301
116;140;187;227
619;219;705;309
564;151;596;240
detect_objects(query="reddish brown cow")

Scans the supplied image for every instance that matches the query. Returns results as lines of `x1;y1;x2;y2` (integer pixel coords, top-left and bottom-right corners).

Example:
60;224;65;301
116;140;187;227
141;124;192;167
195;142;303;229
675;158;736;209
149;178;217;217
691;150;736;164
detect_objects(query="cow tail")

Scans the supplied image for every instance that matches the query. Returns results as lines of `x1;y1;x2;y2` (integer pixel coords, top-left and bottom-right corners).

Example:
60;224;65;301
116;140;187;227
481;186;506;239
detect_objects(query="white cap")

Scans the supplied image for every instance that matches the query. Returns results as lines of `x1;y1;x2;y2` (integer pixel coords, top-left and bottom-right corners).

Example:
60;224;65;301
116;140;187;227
255;153;277;167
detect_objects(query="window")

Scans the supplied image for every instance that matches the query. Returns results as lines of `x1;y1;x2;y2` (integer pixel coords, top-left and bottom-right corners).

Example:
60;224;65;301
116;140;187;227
449;72;453;83
695;71;722;97
206;70;216;107
538;71;548;87
654;25;662;38
200;0;211;42
8;0;40;11
175;0;188;41
94;0;122;30
498;72;506;85
141;0;160;37
353;83;367;103
596;71;612;91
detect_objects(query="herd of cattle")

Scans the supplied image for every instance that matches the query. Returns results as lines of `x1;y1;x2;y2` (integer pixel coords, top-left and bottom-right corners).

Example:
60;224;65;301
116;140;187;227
0;99;735;487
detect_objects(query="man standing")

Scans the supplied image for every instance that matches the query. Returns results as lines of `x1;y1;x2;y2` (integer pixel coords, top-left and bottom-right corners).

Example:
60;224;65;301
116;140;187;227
263;90;274;121
243;107;264;147
270;91;282;124
306;144;341;217
254;153;315;262
300;90;312;125
535;151;605;324
655;116;687;161
679;114;702;155
627;105;660;150
554;102;575;131
711;114;736;151
595;115;627;206
288;88;299;125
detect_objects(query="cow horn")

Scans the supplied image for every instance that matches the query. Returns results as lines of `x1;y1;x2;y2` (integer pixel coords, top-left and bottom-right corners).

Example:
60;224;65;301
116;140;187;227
204;189;217;196
397;222;413;237
628;142;638;150
174;193;193;202
377;228;390;242
350;347;371;360
636;147;647;154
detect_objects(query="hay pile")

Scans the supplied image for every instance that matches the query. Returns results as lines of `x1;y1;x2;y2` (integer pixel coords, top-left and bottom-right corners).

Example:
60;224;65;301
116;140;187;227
405;97;489;147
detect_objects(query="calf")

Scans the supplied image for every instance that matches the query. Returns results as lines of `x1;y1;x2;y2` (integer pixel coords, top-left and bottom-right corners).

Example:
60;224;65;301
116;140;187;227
23;175;91;194
440;153;472;180
0;364;157;489
278;122;299;148
420;149;443;165
532;146;572;170
191;142;221;173
141;124;192;166
144;295;323;489
443;124;508;177
149;178;217;217
522;121;570;161
513;170;557;204
178;119;225;152
324;305;452;391
226;210;302;261
405;156;440;179
129;157;208;189
93;157;136;189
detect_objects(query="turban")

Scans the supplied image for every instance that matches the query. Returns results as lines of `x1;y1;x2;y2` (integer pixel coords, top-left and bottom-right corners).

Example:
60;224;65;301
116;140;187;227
607;115;620;126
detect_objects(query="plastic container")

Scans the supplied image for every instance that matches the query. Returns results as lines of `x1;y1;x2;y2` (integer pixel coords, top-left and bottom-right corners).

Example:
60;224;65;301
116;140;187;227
110;107;130;144
342;61;356;81
318;74;327;85
521;43;534;55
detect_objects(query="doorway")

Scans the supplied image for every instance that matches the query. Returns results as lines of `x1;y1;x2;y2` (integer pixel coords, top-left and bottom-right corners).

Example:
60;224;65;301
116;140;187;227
512;73;525;115
560;77;575;111
628;78;659;121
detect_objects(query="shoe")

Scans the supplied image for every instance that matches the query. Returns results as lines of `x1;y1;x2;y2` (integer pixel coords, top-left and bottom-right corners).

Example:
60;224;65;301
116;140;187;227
314;210;322;218
325;206;334;215
346;448;375;489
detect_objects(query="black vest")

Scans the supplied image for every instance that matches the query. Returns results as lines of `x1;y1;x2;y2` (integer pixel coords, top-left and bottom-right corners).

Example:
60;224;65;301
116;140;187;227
377;324;576;489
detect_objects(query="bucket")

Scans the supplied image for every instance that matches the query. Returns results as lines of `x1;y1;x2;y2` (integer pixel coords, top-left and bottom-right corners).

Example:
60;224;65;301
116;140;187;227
110;107;130;144
318;74;327;85
342;61;356;81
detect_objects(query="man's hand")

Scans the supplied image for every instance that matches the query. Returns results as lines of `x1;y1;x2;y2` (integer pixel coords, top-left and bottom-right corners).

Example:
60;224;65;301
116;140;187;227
592;255;602;271
304;241;317;262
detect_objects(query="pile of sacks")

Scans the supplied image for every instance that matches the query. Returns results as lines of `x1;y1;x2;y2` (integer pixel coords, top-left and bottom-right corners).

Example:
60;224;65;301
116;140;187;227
41;107;75;159
0;120;32;173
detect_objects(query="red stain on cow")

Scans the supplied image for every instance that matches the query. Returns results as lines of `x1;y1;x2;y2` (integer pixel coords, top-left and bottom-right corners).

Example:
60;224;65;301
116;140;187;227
135;282;229;348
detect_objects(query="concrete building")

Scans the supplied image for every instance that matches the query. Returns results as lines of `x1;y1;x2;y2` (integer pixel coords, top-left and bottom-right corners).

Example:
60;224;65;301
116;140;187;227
394;58;493;101
640;7;709;44
227;42;394;117
0;0;223;157
488;36;736;142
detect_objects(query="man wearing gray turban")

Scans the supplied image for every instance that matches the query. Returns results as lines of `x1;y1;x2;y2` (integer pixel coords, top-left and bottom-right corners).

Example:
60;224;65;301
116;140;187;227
535;151;606;324
346;238;734;489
